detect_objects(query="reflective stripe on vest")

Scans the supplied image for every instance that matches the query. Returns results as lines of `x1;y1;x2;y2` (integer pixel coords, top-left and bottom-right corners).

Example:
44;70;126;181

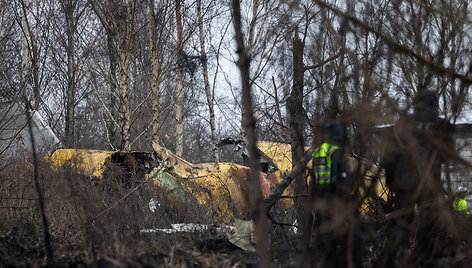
312;142;339;184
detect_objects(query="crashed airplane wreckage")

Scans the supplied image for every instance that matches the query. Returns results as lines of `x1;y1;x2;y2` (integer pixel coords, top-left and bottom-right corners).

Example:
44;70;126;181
47;142;295;223
47;141;389;223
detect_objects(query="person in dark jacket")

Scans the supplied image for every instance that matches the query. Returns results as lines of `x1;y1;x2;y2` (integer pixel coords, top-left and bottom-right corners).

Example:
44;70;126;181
379;90;452;266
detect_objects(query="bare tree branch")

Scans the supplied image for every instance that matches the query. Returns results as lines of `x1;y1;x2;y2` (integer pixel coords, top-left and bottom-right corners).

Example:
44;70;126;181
314;0;472;85
232;0;271;266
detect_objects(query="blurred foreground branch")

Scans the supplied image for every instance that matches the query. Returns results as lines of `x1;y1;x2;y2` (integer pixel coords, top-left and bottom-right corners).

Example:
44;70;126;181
24;100;54;265
264;148;314;209
232;0;271;266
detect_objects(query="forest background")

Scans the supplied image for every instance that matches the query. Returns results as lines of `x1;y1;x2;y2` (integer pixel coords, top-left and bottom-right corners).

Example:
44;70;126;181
1;0;471;161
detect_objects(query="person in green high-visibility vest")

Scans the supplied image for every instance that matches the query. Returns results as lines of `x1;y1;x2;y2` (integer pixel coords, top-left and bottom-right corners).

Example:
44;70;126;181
453;186;470;215
312;142;343;186
312;123;349;195
310;121;353;266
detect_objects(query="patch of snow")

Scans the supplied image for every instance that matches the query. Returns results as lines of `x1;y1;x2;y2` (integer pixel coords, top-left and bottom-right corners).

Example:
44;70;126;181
148;198;160;213
140;223;234;234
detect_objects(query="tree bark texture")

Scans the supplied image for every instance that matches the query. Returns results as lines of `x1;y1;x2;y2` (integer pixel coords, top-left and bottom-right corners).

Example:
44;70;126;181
20;0;41;111
64;0;77;148
175;0;184;157
117;0;132;151
106;27;119;149
21;0;30;98
149;0;160;146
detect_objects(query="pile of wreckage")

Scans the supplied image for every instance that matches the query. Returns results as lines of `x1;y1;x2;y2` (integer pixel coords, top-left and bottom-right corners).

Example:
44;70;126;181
47;142;298;222
46;141;389;251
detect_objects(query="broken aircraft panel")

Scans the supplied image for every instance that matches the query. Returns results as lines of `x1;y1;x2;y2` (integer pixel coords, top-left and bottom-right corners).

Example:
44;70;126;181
150;142;292;223
47;149;157;178
47;149;114;177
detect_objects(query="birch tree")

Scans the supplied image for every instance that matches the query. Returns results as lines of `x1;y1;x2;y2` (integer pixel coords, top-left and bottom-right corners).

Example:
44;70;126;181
0;2;18;98
91;0;142;151
175;0;184;156
18;0;48;111
149;0;161;146
20;0;29;98
197;0;218;161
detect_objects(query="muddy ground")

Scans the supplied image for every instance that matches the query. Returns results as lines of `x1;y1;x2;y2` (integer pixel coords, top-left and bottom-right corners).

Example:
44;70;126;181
0;219;304;267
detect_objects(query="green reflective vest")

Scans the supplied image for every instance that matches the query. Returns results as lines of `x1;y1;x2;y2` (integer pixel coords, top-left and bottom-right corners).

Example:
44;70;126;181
453;197;470;215
312;142;339;185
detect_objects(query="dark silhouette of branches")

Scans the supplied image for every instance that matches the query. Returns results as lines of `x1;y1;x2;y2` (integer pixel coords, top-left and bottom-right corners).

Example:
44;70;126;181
231;0;271;267
23;98;54;265
314;0;472;85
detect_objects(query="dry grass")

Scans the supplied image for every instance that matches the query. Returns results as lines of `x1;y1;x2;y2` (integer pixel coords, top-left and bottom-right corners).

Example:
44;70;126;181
0;156;249;267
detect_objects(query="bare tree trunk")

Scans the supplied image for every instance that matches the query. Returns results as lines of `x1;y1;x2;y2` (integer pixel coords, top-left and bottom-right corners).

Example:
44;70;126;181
290;27;310;268
232;1;271;267
106;28;119;149
20;0;40;111
91;0;139;150
32;1;40;111
117;0;131;151
118;46;131;150
21;0;29;98
289;27;307;226
197;0;218;162
239;0;258;140
64;0;77;148
32;47;40;111
149;0;160;146
175;0;184;157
